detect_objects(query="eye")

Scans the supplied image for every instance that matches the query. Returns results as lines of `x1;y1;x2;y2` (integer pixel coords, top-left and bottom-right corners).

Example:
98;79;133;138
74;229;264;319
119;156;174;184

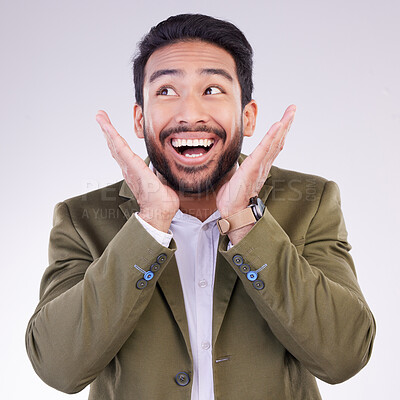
204;86;223;95
156;87;177;96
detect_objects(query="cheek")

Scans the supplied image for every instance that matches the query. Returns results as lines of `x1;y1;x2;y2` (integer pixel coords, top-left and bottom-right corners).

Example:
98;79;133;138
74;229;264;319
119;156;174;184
143;112;161;137
214;106;242;141
145;103;175;133
209;102;238;128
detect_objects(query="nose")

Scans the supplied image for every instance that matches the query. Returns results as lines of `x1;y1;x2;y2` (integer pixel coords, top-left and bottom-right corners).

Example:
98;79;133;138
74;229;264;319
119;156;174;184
174;94;209;125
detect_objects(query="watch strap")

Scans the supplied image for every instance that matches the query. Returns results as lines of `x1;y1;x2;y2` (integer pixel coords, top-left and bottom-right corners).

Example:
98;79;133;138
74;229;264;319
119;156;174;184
217;207;256;235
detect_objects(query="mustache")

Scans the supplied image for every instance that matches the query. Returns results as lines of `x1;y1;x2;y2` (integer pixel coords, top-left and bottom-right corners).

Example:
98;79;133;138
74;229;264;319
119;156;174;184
159;125;226;145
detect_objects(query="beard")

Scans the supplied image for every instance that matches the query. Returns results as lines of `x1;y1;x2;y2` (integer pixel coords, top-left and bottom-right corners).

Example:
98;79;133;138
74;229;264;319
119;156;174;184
143;121;243;194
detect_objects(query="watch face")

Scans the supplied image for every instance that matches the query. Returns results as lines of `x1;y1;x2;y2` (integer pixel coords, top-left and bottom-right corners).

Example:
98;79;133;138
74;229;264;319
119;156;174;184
250;204;261;220
252;205;262;220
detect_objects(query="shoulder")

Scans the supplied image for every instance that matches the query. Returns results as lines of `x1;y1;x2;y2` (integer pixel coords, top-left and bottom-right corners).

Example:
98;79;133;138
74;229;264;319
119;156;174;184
264;166;341;225
54;180;127;225
269;165;327;184
268;165;342;203
62;180;125;208
268;165;328;196
239;153;329;191
261;167;344;242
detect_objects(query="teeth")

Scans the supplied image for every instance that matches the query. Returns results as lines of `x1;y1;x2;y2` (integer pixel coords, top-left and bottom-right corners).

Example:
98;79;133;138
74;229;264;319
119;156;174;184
171;138;214;148
184;153;204;158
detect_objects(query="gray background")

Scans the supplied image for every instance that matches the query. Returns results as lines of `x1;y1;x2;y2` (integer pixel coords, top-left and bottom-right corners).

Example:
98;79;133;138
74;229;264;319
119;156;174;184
1;0;399;398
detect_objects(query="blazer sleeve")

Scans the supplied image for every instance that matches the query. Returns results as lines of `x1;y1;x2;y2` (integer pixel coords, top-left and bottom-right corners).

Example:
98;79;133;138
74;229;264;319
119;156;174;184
25;201;176;393
220;180;376;384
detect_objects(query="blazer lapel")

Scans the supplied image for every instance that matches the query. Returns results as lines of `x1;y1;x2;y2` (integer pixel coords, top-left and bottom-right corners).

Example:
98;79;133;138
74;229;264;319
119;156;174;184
259;181;274;205
157;257;193;360
212;163;275;345
118;179;192;359
212;234;238;346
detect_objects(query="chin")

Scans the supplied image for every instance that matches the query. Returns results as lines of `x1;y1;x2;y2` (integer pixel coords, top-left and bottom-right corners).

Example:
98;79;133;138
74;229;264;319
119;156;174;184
165;168;222;195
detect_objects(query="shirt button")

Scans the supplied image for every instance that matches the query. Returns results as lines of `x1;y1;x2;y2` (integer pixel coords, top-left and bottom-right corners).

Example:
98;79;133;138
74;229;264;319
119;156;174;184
198;279;208;288
175;372;190;386
201;341;211;350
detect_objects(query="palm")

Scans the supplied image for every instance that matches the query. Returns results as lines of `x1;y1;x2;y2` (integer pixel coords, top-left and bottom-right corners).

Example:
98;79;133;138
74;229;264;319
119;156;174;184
96;110;179;228
217;105;296;218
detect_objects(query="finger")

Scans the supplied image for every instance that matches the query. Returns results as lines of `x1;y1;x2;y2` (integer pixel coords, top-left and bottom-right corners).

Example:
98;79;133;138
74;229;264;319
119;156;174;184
96;110;121;145
280;104;297;126
251;121;283;160
247;105;295;172
278;104;296;147
96;111;150;182
264;105;296;153
96;110;130;148
95;111;173;205
96;110;135;160
96;110;118;153
234;105;297;196
252;104;296;155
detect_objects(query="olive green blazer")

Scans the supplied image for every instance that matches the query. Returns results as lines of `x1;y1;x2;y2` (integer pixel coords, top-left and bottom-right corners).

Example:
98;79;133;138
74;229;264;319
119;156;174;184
26;158;375;399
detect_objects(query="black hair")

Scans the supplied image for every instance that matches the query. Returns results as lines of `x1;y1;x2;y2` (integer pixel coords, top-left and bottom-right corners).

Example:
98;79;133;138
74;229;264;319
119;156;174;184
132;14;253;109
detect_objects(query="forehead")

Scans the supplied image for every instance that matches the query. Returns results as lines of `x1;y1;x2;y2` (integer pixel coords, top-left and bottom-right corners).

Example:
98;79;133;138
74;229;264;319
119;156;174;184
144;41;238;83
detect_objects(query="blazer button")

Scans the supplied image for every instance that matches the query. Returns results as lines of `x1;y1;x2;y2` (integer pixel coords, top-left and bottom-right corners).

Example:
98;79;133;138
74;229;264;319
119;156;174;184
253;280;265;290
175;372;190;386
157;254;167;264
144;271;154;281
232;254;244;266
239;264;250;274
136;279;148;290
247;271;258;281
150;262;160;272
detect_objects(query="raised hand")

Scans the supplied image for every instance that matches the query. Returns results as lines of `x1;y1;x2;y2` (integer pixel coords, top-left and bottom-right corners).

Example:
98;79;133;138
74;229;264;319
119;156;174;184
96;110;179;233
216;105;296;243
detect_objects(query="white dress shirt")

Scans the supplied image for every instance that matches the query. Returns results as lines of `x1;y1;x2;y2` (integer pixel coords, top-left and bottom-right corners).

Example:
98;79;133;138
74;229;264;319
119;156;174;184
135;209;222;400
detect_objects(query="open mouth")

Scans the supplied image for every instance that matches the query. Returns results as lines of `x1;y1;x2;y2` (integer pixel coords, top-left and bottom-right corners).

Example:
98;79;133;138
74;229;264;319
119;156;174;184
171;138;215;158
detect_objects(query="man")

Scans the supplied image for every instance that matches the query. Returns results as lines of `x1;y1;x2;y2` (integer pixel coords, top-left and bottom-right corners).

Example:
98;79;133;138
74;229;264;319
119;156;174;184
26;14;375;400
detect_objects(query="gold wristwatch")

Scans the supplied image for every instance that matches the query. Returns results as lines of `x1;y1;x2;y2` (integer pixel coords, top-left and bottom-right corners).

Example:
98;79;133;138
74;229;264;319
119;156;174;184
217;197;265;235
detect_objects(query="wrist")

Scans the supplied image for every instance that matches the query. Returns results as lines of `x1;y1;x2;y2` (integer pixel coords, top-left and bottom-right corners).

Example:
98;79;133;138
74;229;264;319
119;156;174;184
219;204;248;220
138;209;174;233
227;223;254;245
217;197;265;236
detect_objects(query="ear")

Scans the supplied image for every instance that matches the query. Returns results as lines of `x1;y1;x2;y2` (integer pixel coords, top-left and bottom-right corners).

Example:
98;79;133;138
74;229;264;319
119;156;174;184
133;104;144;138
242;100;258;137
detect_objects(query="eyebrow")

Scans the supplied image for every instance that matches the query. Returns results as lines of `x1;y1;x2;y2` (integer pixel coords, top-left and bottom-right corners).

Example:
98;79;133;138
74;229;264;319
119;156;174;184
198;68;233;82
149;69;184;83
148;68;233;83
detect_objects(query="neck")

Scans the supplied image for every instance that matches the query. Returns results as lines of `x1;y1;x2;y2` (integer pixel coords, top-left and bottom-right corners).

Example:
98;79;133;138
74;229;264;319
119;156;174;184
178;191;217;222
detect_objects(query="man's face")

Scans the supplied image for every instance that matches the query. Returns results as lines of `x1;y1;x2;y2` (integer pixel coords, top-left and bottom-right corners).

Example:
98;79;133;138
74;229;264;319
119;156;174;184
134;40;256;194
